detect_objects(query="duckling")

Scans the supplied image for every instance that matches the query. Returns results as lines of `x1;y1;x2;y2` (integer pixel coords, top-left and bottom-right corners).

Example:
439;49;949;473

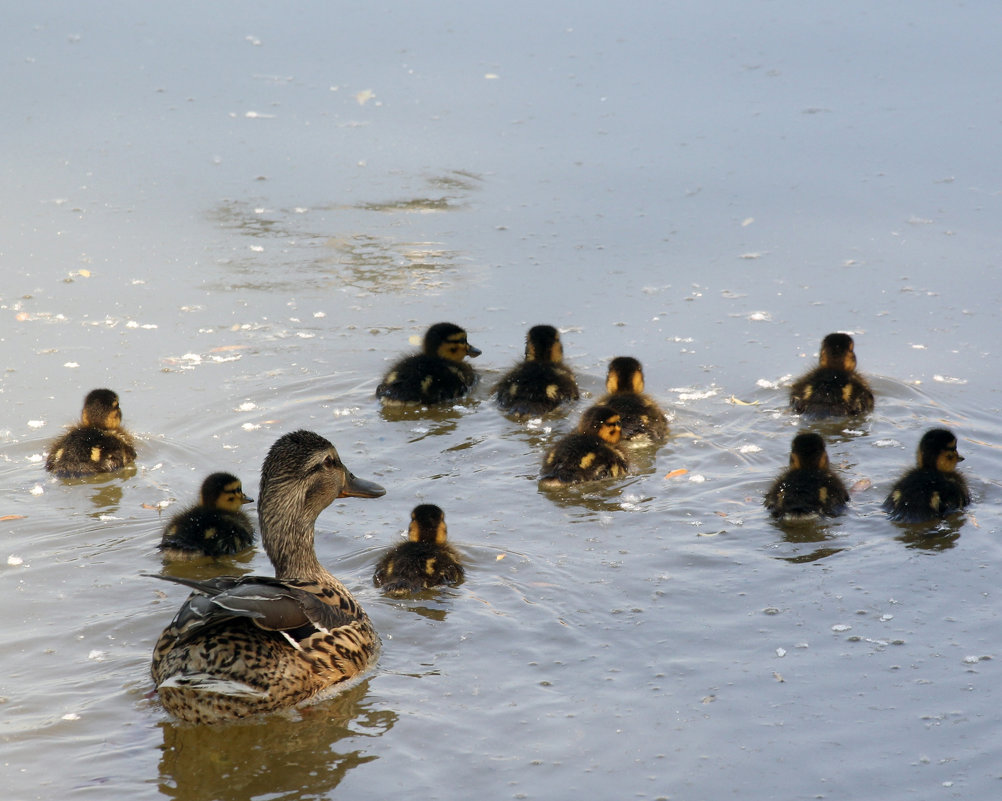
493;325;579;417
158;473;255;560
150;429;385;723
45;388;137;478
375;322;481;405
373;504;464;596
789;333;874;418
882;428;971;522
596;356;668;443
764;432;849;518
539;404;629;488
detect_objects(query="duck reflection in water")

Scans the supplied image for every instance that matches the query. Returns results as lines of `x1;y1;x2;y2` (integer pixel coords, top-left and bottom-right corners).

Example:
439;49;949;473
156;680;395;801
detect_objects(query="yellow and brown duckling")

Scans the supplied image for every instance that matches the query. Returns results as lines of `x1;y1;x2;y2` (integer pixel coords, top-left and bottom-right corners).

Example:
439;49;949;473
149;430;385;723
764;432;849;518
789;333;874;418
158;473;255;560
493;325;579;417
375;322;482;405
373;504;464;597
45;388;136;478
539;404;629;488
882;428;971;523
596;356;668;443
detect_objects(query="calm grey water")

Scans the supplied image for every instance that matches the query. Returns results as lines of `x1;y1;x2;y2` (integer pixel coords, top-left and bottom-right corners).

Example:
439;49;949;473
3;2;1002;799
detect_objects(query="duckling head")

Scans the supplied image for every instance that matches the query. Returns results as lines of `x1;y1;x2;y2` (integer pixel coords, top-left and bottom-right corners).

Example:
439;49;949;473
524;325;564;363
788;432;829;470
605;356;645;394
424;322;481;362
80;388;124;430
408;503;448;544
817;333;857;371
917;428;964;472
200;472;254;512
578;404;623;445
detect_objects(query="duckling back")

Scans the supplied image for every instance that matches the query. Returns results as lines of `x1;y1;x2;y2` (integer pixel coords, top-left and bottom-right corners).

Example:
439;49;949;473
45;388;136;478
159;472;255;559
764;432;849;518
373;504;464;596
597;357;668;442
789;334;874;418
882;429;971;522
493;325;579;417
539;405;629;487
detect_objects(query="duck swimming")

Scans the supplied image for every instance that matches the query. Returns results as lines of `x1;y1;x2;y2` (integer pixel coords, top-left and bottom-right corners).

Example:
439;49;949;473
45;388;137;478
373;504;464;596
150;430;385;723
595;356;668;443
764;432;849;518
493;325;579;417
375;322;481;405
789;333;874;418
882;428;971;523
539;404;629;488
158;472;255;560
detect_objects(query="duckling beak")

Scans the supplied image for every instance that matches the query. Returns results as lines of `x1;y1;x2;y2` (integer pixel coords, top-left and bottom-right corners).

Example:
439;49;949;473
957;454;965;462
339;471;386;499
466;343;482;358
242;494;254;504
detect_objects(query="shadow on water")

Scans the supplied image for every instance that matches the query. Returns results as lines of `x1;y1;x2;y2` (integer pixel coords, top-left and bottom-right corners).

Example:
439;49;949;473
56;466;137;517
156;680;395;801
768;515;848;563
891;514;966;551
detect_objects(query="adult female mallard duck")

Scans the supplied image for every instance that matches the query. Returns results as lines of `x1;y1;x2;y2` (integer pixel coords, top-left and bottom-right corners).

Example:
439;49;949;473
493;325;579;417
158;472;255;560
882;428;971;522
789;333;874;418
595;356;668;443
764;432;849;518
45;388;137;478
375;322;481;405
149;430;385;723
539;404;629;488
373;504;464;596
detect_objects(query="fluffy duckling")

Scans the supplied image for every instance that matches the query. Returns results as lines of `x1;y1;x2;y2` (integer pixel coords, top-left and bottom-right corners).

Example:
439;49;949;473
45;388;137;478
373;504;464;596
596;356;668;443
789;333;874;418
539;404;629;488
376;322;481;405
764;432;849;518
882;428;971;522
150;430;385;723
158;473;255;560
493;325;579;417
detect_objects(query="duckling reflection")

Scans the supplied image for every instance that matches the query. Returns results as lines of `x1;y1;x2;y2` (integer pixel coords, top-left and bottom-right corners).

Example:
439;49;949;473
595;356;668;443
375;322;481;405
156;679;395;801
764;432;849;519
539;405;629;488
789;333;874;418
882;428;971;523
159;472;255;560
373;504;464;597
45;388;137;478
493;325;579;417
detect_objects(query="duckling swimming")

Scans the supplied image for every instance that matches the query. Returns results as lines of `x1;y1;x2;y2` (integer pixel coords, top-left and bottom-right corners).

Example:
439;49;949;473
596;356;668;443
539;404;629;488
882;428;970;523
376;322;481;405
493;325;579;417
150;429;385;723
159;473;255;560
789;333;874;418
373;504;464;596
45;388;136;478
764;432;849;518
